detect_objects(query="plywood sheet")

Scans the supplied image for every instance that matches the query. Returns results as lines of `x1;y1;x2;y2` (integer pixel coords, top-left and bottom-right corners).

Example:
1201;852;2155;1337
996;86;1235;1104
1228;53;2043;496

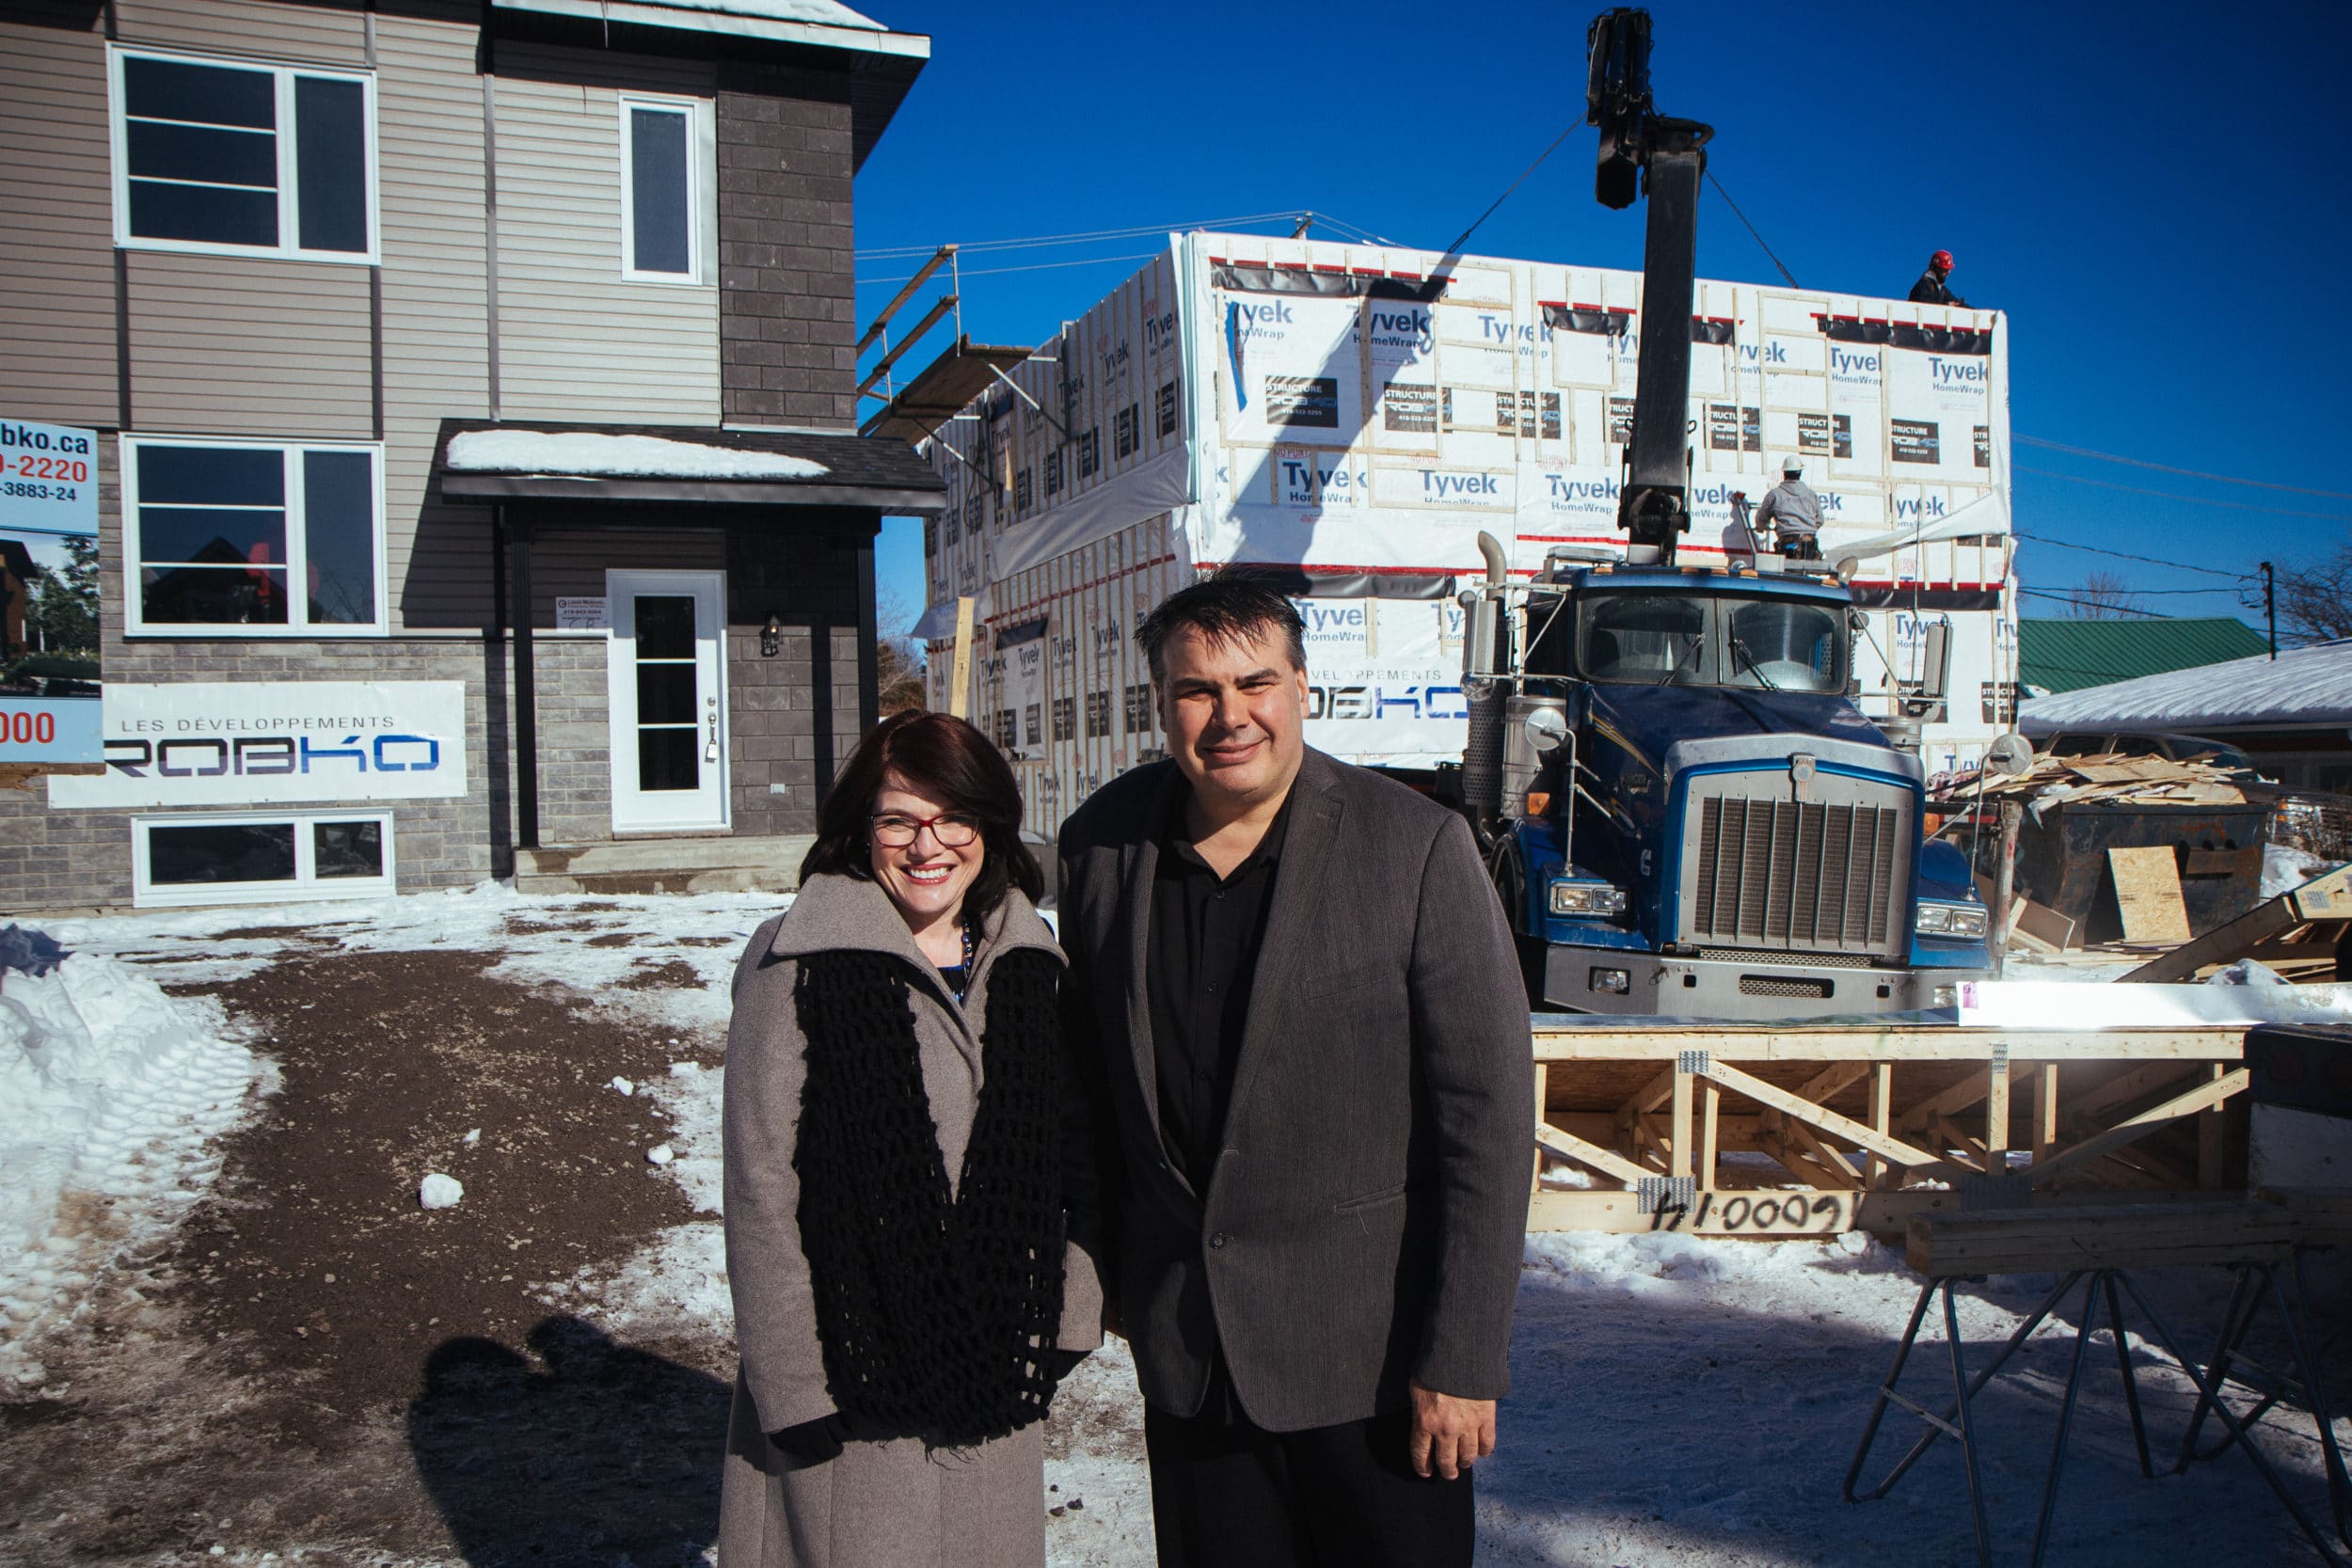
2108;846;2191;944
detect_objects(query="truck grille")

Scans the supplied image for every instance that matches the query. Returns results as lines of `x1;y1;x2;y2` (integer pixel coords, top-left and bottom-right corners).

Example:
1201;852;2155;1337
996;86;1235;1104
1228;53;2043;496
1681;792;1911;956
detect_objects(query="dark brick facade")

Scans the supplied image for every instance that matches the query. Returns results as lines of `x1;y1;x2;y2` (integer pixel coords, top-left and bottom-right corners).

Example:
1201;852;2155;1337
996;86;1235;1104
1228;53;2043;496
717;65;858;429
726;518;873;835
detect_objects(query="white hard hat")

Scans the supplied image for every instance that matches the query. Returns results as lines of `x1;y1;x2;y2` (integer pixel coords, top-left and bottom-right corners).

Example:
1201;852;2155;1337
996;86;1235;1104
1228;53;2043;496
1781;454;1803;475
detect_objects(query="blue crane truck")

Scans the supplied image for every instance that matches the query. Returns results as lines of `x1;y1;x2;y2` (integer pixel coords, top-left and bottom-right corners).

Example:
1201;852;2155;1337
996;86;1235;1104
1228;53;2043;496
1458;536;1992;1018
1451;8;1992;1017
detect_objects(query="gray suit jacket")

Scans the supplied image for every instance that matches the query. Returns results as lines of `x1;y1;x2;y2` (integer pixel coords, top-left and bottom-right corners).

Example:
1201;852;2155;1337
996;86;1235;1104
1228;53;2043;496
1058;747;1532;1432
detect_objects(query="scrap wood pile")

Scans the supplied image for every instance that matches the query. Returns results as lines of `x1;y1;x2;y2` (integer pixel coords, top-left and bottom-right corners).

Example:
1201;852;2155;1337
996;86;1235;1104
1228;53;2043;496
1933;752;2254;813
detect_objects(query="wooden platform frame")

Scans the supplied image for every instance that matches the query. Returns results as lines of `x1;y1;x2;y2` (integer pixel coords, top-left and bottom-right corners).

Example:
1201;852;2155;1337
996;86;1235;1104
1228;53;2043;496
1527;1019;2252;1237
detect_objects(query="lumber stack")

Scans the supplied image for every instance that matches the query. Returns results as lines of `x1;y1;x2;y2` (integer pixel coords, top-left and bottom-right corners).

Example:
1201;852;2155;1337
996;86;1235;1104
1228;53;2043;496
1906;1199;2297;1276
1936;752;2254;812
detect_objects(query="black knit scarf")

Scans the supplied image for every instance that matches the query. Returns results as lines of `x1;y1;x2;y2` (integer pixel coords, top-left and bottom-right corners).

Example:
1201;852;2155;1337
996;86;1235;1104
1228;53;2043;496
790;942;1069;1449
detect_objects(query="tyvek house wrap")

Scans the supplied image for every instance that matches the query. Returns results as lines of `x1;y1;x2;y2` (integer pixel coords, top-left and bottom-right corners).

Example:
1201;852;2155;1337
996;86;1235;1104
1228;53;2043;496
920;231;2020;777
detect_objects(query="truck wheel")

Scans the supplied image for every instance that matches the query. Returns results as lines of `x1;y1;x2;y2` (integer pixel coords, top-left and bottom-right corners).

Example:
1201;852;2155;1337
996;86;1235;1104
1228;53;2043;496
1488;846;1549;1008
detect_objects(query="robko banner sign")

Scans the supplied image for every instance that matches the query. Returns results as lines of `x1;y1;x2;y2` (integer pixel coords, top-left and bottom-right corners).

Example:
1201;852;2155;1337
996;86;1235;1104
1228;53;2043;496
49;682;468;808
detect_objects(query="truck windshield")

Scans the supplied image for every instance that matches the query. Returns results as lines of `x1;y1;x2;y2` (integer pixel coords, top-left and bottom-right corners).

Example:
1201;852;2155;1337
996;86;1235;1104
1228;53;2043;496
1579;594;1708;684
1724;599;1845;693
1566;592;1849;691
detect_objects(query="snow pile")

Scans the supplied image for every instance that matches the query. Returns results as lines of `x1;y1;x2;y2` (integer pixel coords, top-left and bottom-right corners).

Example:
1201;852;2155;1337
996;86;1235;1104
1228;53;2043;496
444;430;828;482
1521;1227;1883;1293
0;954;258;1384
2264;841;2342;899
418;1173;464;1210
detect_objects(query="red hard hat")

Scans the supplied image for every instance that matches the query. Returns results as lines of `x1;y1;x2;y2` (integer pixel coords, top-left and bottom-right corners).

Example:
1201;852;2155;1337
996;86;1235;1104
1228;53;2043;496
1931;249;1955;271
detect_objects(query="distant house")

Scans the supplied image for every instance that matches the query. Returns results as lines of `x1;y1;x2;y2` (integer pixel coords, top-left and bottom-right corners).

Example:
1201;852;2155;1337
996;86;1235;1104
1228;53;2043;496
2018;639;2352;794
2017;616;2270;697
0;540;37;658
0;0;946;910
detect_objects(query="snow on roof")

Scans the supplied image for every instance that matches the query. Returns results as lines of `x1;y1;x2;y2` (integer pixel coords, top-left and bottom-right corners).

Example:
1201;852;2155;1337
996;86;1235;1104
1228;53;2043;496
2018;637;2352;734
445;431;828;482
627;0;884;28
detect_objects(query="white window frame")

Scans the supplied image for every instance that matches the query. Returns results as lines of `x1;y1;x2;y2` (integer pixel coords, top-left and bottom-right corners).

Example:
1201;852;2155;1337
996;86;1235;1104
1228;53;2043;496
119;433;390;638
106;44;380;265
618;94;708;285
132;811;397;908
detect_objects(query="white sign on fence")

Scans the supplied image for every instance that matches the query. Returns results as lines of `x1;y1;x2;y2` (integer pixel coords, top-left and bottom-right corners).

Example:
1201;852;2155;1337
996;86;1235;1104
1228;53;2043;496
0;695;102;763
0;418;99;537
48;681;469;808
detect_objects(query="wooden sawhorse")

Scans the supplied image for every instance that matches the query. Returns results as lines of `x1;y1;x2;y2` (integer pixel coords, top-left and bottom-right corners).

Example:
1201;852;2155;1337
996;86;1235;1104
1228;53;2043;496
1842;1200;2347;1567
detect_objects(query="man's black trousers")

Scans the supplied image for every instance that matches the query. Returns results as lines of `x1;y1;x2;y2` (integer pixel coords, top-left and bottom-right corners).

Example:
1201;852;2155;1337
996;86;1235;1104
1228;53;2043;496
1143;1400;1474;1568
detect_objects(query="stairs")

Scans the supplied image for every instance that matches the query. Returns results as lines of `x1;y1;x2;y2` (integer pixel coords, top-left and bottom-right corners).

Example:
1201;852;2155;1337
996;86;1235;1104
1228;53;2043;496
514;834;816;896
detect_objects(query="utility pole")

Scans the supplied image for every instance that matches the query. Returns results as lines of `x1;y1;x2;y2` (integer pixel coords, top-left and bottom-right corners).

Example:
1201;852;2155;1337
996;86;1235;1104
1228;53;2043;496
2260;561;2276;659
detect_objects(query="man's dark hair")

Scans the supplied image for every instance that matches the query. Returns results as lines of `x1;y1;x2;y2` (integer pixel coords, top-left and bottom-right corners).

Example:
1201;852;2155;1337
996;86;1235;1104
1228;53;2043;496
1135;570;1307;682
800;709;1042;920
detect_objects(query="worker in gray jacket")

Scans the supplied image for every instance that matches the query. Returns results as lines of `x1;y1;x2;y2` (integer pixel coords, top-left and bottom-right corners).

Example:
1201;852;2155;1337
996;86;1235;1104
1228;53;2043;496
1756;456;1824;559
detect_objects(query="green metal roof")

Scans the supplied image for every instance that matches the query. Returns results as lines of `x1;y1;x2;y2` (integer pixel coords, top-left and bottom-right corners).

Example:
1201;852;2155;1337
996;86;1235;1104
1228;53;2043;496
2018;616;2271;695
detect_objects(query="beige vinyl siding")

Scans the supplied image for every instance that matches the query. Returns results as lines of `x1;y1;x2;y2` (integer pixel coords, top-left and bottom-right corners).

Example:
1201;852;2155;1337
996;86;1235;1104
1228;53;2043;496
123;251;373;436
113;0;367;71
494;45;719;424
376;5;496;630
0;17;118;427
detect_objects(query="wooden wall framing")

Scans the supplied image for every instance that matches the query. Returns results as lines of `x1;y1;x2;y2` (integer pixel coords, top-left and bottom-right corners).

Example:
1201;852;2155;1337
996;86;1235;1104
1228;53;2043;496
1527;1021;2251;1237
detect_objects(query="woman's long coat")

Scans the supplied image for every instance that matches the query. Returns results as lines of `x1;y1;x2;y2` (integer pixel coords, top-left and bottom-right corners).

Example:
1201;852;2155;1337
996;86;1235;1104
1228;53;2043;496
717;873;1102;1568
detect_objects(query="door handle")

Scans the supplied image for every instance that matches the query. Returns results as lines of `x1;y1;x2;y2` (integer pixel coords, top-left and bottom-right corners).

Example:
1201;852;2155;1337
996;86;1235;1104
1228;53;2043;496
705;695;720;763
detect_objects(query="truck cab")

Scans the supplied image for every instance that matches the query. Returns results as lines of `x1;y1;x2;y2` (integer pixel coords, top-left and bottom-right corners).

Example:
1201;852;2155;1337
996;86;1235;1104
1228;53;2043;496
1472;554;1992;1017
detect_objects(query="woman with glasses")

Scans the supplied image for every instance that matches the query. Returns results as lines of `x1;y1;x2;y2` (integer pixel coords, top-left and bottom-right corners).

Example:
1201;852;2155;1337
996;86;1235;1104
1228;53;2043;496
718;709;1102;1568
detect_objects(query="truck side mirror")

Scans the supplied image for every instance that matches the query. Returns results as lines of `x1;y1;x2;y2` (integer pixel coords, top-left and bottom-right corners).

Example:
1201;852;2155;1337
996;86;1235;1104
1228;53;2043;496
1919;621;1951;701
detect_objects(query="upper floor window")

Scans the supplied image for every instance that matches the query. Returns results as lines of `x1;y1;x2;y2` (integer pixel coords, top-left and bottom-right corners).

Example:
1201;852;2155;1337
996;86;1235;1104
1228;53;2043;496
108;47;377;263
122;436;387;636
621;96;704;283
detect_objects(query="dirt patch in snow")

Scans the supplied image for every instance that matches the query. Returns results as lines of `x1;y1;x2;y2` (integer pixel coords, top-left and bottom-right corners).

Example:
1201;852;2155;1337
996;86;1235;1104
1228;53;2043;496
0;947;732;1566
617;959;706;991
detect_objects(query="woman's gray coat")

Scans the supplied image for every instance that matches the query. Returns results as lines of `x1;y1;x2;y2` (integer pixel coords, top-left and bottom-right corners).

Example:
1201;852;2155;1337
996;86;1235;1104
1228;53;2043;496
717;873;1102;1568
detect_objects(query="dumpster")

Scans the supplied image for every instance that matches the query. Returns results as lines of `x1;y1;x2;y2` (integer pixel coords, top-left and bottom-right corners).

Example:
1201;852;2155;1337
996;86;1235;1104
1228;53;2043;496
2013;800;2270;943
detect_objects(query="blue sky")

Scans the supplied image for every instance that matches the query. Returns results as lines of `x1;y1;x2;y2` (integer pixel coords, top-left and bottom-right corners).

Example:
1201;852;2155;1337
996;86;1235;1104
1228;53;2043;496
859;0;2351;639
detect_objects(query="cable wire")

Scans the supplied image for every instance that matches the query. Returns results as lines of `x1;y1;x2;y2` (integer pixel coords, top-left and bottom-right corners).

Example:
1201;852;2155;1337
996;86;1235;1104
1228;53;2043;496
854;211;1302;261
2010;530;2249;580
1705;170;1798;289
1439;120;1581;259
2017;589;2185;618
2015;465;2352;522
2015;435;2352;499
858;250;1165;288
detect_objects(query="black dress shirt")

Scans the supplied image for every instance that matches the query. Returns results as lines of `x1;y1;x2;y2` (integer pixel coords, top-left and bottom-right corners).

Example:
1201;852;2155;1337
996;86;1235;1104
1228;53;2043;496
1146;782;1295;1186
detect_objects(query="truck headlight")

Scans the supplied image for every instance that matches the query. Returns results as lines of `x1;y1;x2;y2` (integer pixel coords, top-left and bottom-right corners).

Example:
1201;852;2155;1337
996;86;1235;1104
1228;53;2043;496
1550;879;1629;916
1915;900;1988;939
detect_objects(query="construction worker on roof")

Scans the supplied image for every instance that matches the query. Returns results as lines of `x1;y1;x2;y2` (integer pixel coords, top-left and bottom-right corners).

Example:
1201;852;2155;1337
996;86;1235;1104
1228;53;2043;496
1756;456;1824;560
1910;249;1968;307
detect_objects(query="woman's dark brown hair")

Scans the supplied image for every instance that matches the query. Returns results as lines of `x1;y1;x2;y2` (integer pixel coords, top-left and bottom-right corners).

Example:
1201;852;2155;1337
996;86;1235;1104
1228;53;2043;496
798;709;1043;923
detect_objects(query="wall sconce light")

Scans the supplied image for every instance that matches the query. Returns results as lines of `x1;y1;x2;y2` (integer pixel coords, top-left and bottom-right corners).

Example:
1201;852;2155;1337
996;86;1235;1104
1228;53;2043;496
760;614;781;657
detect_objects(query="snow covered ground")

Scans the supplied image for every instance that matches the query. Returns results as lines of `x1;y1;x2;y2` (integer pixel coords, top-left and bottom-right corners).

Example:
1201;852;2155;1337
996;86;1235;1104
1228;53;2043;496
0;952;261;1388
6;883;2347;1566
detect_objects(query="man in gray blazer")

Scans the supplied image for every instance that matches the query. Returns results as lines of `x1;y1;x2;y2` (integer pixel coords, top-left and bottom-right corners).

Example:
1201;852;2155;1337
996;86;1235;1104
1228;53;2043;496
1057;573;1533;1567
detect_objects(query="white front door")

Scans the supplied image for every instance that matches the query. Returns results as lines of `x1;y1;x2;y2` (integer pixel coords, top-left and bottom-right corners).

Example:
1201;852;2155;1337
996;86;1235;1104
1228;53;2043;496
607;570;728;832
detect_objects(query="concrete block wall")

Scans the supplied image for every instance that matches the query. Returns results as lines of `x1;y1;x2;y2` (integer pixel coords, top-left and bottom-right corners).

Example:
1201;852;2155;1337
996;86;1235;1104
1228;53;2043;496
726;523;866;836
716;62;857;429
518;638;612;849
